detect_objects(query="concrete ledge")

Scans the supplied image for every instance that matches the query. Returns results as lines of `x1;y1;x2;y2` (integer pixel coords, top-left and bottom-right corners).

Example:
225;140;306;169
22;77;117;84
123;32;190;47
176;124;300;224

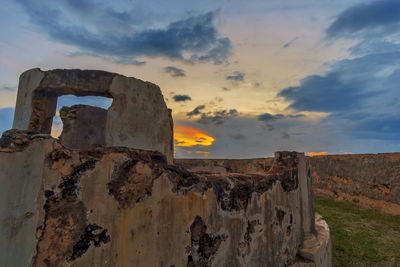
297;213;332;267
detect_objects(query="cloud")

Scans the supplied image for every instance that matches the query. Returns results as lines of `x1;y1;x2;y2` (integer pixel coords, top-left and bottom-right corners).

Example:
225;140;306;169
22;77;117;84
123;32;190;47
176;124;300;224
278;72;377;112
174;125;215;147
0;108;14;134
306;151;329;157
277;50;400;141
278;2;400;145
185;104;239;125
282;37;299;48
17;0;232;64
258;113;304;122
186;105;206;117
198;109;239;125
327;0;400;38
173;94;192;102
339;113;400;141
164;66;186;78
278;48;400;113
226;71;245;82
175;112;327;158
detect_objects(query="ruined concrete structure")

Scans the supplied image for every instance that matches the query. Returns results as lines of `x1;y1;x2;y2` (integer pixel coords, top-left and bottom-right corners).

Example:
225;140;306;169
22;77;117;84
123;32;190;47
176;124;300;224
177;155;400;215
12;68;174;163
0;69;331;267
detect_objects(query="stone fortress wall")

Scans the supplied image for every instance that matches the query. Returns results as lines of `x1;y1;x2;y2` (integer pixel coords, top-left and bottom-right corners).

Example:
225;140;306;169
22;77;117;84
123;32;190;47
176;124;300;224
176;154;400;214
0;69;331;267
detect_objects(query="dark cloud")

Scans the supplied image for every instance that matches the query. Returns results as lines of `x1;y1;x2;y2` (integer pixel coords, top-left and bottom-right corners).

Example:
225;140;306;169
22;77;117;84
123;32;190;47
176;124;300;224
350;114;400;141
273;1;400;147
226;71;245;82
17;0;231;64
279;10;400;145
327;0;400;38
173;94;192;102
258;113;285;121
186;105;206;117
282;37;299;48
278;72;376;112
175;112;328;158
164;66;186;78
0;108;14;134
198;109;239;125
258;113;304;122
279;49;400;113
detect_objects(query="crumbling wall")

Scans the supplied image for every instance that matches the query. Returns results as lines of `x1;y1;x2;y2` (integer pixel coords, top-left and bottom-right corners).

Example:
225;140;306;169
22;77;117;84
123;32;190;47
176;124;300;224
12;68;174;162
176;158;275;174
177;154;400;213
0;131;331;267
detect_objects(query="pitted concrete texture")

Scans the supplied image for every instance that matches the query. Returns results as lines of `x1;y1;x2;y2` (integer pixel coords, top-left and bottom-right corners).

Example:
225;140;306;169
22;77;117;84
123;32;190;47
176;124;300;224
309;153;400;206
177;154;400;214
296;214;332;267
0;132;331;267
59;105;107;150
176;158;275;174
12;68;173;162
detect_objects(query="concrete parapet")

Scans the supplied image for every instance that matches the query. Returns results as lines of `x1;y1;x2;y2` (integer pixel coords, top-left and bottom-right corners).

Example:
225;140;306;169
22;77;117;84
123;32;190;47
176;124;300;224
0;134;331;266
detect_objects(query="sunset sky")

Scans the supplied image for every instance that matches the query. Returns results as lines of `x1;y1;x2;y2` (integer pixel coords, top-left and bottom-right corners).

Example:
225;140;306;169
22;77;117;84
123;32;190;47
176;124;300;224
1;0;400;158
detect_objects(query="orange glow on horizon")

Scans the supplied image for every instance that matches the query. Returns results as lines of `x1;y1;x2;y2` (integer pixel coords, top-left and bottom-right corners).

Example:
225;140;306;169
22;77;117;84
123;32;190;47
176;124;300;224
306;151;329;157
174;125;215;147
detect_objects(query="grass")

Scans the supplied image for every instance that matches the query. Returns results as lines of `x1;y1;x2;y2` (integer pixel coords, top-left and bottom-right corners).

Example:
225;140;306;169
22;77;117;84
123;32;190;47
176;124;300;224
315;197;400;267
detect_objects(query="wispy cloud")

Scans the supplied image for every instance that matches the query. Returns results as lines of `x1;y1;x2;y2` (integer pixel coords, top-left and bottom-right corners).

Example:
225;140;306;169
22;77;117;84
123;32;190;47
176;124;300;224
187;105;206;117
282;37;299;48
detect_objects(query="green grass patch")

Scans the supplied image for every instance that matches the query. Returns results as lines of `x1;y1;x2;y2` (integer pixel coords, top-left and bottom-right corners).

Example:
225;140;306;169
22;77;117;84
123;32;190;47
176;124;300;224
315;197;400;267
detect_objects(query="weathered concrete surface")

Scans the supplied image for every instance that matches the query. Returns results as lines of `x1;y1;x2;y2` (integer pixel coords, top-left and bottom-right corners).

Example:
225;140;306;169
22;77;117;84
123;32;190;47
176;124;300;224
309;153;400;213
12;68;173;163
177;154;400;214
176;158;275;174
0;131;54;267
59;105;107;150
296;214;332;267
106;75;173;163
0;132;331;267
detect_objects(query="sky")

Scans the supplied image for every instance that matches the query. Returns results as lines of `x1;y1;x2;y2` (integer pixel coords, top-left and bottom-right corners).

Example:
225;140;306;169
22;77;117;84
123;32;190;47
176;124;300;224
1;0;400;158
